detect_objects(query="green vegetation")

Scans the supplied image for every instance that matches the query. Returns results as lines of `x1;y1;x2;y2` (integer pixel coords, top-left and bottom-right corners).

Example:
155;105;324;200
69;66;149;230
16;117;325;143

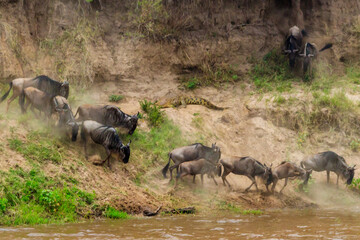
125;118;184;168
38;16;102;86
312;91;355;113
8;130;65;164
109;94;124;103
217;201;263;215
350;178;360;191
350;139;360;152
185;77;199;90
104;207;129;219
132;0;171;41
139;100;165;127
0;167;96;225
250;49;296;92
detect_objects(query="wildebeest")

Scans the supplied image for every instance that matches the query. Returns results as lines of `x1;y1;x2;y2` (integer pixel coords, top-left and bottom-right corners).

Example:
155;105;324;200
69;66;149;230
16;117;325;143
174;158;221;188
284;26;304;68
0;76;69;113
299;42;333;76
52;96;79;142
220;156;272;192
269;161;311;193
81;120;131;168
22;87;53;118
161;143;221;182
301;151;355;186
75;104;139;135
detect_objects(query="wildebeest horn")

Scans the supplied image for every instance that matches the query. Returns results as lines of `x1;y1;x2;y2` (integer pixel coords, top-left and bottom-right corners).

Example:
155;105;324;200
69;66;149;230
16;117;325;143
308;54;314;57
284;50;291;53
293;49;299;52
299;54;305;57
270;163;273;167
61;81;69;86
127;140;132;146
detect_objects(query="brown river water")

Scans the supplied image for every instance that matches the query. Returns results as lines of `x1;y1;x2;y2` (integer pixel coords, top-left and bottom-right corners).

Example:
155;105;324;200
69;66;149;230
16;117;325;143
1;208;360;240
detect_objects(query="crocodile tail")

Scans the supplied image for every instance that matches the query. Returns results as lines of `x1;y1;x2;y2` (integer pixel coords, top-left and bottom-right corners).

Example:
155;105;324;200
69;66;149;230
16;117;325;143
197;97;228;110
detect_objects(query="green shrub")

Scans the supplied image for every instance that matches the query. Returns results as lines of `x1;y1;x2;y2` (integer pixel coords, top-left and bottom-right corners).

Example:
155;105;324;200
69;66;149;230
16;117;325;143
0;198;8;213
104;207;129;219
350;140;360;152
109;94;124;103
139;100;164;127
250;49;296;92
0;167;96;225
185;78;198;90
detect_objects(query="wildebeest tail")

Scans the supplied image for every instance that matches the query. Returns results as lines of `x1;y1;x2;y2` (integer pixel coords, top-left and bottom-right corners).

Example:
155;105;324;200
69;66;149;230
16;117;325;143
161;153;172;178
0;82;13;103
217;163;223;177
319;43;333;52
19;89;26;113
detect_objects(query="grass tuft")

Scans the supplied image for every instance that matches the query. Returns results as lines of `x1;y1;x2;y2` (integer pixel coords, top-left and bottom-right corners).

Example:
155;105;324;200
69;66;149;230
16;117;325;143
104;207;129;219
109;94;124;103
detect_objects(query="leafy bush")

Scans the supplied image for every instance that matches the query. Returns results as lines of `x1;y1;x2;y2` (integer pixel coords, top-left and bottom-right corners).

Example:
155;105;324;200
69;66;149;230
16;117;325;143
0;167;96;225
250;49;296;92
185;78;198;90
109;94;124;103
139;100;164;127
350;140;360;152
0;198;8;213
104;207;129;219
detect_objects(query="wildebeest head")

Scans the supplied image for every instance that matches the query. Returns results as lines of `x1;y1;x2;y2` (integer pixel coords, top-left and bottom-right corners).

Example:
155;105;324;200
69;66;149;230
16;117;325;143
284;36;299;68
128;112;140;135
209;143;221;163
60;81;69;99
120;140;131;164
263;163;273;186
345;165;356;185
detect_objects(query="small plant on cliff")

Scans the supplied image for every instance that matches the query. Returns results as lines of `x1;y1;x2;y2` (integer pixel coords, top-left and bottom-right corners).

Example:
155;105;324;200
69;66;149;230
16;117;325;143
139;100;164;127
104;207;129;219
250;49;295;92
132;0;171;41
109;94;124;103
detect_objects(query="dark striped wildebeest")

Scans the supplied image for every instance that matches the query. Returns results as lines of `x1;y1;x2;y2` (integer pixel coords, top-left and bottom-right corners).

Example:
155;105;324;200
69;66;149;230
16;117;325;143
269;161;311;193
162;143;221;182
81;120;131;168
0;75;69;113
301;151;355;186
75;104;139;135
219;156;272;192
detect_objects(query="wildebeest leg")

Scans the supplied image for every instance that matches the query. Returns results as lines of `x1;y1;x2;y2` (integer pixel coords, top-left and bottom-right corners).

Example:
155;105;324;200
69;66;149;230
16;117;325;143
212;175;218;185
336;173;339;187
327;171;330;184
245;175;257;192
280;178;288;193
169;164;178;183
193;175;196;184
6;94;18;113
271;178;278;193
201;174;204;185
221;169;231;187
175;171;188;188
83;141;89;160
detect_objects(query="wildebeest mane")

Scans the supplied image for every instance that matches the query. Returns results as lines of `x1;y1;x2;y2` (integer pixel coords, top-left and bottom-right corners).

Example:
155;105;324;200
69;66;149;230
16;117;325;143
32;75;69;99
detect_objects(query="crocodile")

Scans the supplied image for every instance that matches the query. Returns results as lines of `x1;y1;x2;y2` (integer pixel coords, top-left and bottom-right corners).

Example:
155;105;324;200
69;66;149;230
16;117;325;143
156;96;228;110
